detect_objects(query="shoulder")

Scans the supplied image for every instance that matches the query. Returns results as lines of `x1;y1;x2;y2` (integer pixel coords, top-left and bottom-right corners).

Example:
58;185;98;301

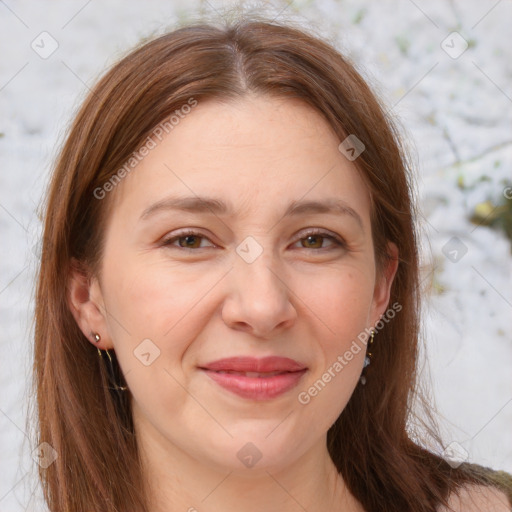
439;484;511;512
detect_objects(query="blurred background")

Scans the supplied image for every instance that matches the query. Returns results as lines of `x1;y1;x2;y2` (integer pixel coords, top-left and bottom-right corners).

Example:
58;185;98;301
1;0;511;509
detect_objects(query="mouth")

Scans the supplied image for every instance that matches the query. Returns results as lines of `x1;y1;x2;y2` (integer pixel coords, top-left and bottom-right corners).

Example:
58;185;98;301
211;370;292;377
199;356;308;401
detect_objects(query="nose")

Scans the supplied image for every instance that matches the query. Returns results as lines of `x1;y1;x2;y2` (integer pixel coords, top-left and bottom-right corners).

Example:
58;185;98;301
221;253;297;339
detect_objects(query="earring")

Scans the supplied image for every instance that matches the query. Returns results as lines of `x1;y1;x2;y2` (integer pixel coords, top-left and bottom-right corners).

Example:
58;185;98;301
359;329;375;386
94;336;127;392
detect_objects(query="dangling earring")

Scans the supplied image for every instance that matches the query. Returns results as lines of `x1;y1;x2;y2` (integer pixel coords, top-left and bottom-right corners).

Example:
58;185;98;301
359;329;375;386
93;333;128;392
99;349;128;392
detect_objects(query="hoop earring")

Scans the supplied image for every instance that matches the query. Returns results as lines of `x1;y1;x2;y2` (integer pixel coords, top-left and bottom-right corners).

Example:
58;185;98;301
93;335;127;392
359;329;375;386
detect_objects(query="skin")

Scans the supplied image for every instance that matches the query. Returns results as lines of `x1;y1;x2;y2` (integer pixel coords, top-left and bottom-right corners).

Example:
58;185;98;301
68;95;400;512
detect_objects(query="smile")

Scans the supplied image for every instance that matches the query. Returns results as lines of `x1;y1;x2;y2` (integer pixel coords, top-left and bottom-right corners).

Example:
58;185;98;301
199;356;308;400
201;368;308;400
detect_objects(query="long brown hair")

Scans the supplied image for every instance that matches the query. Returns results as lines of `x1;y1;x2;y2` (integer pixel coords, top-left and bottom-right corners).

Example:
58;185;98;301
34;16;497;512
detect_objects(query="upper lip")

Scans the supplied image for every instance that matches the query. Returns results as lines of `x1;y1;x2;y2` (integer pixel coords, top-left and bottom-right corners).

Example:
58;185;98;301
200;356;307;373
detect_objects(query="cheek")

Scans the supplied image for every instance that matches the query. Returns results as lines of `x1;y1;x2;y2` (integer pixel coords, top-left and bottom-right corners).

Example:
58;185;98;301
292;267;373;417
102;251;222;342
293;265;375;342
100;257;225;431
99;253;223;392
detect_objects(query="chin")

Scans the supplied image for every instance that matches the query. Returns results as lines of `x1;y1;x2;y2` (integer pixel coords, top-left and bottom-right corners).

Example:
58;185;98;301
192;429;309;474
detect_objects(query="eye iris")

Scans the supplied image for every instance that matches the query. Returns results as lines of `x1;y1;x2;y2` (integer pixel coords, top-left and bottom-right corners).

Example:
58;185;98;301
302;235;323;249
179;235;201;248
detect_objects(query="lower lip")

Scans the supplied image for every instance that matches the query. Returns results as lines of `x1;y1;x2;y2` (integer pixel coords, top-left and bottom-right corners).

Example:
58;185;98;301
202;369;307;401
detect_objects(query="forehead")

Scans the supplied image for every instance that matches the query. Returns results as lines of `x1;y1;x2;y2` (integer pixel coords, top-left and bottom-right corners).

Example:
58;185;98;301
108;95;371;225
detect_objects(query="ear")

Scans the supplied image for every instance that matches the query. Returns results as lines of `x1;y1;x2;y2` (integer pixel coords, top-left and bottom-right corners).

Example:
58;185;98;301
67;258;113;350
370;242;399;326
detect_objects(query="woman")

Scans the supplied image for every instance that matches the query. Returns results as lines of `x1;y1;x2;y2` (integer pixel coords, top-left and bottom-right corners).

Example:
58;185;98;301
34;17;511;512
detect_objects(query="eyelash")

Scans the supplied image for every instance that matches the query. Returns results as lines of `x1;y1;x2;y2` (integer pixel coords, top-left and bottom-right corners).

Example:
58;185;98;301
160;228;346;252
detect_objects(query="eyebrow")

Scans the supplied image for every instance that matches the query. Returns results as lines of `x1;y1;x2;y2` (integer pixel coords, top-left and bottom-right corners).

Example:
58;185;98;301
140;196;363;229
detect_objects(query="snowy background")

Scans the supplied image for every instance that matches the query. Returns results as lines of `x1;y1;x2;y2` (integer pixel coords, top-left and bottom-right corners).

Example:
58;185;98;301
1;0;511;510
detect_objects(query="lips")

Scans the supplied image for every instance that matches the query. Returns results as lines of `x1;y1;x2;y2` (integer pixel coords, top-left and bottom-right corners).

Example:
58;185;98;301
213;370;284;377
201;356;306;373
199;356;308;400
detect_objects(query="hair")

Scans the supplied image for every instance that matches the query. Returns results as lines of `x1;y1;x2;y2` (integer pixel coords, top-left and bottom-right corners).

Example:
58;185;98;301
33;15;508;512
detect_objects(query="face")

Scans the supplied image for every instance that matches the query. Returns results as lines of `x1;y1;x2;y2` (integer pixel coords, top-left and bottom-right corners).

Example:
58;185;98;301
71;95;396;474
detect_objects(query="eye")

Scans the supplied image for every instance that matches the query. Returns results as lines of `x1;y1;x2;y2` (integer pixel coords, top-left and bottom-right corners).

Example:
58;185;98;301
293;229;346;250
160;228;346;251
161;230;215;249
